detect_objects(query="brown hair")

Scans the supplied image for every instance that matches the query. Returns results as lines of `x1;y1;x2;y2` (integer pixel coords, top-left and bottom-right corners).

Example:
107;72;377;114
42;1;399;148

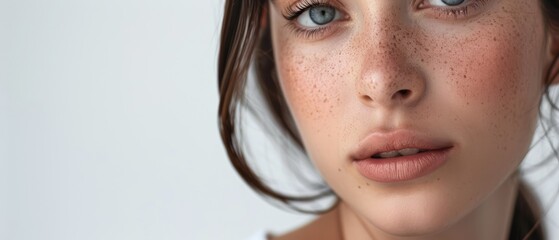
218;1;559;239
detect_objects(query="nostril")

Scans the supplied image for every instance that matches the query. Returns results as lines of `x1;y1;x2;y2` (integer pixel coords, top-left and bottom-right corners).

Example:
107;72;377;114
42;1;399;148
397;89;411;98
361;95;374;102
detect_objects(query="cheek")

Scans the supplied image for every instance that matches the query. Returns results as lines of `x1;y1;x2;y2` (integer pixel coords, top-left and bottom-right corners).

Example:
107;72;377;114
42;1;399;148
428;8;545;197
275;47;348;122
274;37;356;138
273;41;357;174
431;13;544;144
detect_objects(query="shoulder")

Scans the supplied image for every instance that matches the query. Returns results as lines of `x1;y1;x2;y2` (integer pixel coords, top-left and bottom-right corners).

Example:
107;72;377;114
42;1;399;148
270;208;340;240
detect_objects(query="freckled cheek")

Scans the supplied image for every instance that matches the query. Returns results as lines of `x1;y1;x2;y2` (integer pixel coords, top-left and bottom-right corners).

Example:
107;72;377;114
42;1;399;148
439;27;542;153
275;50;353;175
465;46;521;106
276;51;350;126
443;35;540;119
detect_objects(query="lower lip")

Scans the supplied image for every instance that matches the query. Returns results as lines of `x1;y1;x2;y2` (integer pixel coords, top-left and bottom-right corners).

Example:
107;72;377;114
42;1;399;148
353;148;452;183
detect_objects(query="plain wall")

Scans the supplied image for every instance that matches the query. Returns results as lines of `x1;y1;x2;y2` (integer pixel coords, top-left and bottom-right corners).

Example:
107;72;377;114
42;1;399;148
0;0;557;239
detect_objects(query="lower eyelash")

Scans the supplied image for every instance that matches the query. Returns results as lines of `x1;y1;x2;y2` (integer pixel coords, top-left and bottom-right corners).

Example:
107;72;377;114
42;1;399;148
284;22;329;39
434;7;470;18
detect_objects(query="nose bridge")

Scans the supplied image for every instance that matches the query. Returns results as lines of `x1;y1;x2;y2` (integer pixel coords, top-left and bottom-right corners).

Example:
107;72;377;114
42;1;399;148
355;4;424;109
361;0;406;49
361;2;409;78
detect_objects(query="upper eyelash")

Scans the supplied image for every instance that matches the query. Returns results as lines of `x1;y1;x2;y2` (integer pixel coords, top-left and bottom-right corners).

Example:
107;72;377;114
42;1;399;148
423;0;489;18
281;0;341;39
282;0;331;20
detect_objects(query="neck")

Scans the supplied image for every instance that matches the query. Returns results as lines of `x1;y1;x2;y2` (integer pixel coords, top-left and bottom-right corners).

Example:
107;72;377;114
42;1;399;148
338;175;519;240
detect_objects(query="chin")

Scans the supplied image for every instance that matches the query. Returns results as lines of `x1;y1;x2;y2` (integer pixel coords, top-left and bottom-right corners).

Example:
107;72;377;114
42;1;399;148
343;182;481;238
378;205;459;236
367;210;457;237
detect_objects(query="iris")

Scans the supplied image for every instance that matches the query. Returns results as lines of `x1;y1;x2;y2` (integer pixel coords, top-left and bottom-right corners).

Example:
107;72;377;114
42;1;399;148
309;6;336;25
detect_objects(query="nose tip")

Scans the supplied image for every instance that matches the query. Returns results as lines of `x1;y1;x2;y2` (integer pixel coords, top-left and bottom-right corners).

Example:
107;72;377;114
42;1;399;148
359;86;421;108
357;70;426;109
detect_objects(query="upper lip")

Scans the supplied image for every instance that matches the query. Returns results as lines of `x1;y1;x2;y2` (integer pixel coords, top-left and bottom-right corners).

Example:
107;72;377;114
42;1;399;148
350;129;454;161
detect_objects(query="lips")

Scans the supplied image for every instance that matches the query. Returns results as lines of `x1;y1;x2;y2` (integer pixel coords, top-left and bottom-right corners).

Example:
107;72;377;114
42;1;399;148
350;130;453;161
350;130;454;182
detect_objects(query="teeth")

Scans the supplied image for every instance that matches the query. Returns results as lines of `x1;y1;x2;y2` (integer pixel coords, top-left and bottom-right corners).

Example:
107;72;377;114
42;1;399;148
378;150;399;158
375;148;422;158
398;148;420;156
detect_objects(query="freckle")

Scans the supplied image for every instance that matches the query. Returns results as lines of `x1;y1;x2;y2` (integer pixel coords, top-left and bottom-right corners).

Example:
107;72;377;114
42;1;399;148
338;168;341;172
366;182;369;186
437;178;440;181
358;186;361;189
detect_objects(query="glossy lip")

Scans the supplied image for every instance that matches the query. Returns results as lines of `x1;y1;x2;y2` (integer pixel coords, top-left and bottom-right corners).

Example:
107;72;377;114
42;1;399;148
350;130;454;183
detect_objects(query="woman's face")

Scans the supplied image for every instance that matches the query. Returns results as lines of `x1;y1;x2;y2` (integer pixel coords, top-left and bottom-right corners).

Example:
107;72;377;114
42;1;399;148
269;0;556;236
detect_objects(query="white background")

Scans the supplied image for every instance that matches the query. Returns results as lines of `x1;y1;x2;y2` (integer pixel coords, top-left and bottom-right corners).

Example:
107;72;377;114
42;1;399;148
0;0;557;239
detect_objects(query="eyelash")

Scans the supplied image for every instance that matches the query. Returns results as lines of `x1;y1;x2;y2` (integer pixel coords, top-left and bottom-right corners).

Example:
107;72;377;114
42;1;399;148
282;0;337;39
422;0;489;18
282;0;489;39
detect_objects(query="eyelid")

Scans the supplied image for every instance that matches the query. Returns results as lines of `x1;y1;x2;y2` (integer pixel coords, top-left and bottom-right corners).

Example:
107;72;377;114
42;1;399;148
281;0;347;20
425;0;466;7
418;0;484;11
416;0;489;19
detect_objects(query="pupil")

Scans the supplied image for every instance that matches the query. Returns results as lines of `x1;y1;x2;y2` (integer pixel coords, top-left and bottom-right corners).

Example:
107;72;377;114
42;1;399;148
442;0;465;6
309;6;335;25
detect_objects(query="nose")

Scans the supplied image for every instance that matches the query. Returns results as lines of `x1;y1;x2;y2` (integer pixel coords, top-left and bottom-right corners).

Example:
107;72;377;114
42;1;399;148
357;64;426;109
355;11;426;109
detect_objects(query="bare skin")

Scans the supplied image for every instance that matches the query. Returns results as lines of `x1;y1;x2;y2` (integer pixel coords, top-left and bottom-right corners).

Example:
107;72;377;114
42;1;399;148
266;0;559;239
272;173;516;240
271;206;343;240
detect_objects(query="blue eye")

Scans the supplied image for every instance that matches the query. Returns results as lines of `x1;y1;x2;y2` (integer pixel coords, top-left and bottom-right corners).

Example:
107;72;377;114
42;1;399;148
309;6;336;25
297;5;341;28
429;0;467;7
